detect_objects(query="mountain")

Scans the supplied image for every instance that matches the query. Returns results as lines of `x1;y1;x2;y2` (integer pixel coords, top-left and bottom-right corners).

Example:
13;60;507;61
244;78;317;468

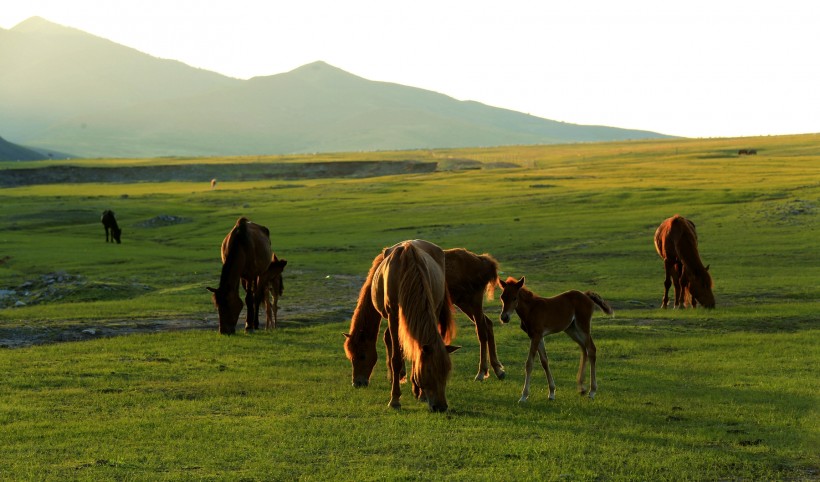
0;17;673;158
0;135;47;161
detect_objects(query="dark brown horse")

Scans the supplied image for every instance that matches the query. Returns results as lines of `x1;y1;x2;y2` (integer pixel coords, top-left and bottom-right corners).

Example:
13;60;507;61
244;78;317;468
654;215;715;309
207;217;273;334
263;254;287;330
101;210;121;244
370;239;459;411
499;276;612;402
344;246;504;388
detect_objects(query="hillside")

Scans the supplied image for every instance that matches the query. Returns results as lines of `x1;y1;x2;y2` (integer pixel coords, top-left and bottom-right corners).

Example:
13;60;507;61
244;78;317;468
1;17;673;158
0;135;46;161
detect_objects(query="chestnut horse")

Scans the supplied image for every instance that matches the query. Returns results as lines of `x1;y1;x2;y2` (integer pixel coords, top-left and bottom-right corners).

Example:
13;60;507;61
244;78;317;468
654;215;715;309
344;246;504;388
370;239;459;412
101;210;121;244
499;276;612;402
263;254;287;329
207;217;273;334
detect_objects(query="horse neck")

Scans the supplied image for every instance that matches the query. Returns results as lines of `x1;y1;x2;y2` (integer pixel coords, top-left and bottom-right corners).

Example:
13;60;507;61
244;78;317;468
677;233;708;276
514;288;538;320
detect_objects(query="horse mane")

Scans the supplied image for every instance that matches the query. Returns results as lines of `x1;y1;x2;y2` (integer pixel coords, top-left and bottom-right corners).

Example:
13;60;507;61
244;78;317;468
344;252;384;360
397;243;453;378
218;217;250;290
672;216;713;287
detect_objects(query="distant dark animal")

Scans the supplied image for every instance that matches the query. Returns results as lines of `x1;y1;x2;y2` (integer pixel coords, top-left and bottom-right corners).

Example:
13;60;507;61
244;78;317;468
499;276;612;402
207;217;274;334
344;246;504;389
654;215;715;309
101;210;122;244
264;254;288;330
211;178;217;189
369;239;459;412
738;149;758;155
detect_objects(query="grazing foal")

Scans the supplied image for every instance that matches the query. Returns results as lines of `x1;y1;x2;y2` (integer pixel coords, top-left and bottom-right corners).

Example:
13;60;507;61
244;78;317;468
499;276;612;402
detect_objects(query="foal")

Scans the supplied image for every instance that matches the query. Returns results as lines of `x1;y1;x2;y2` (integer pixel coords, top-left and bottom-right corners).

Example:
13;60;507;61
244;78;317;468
499;276;612;402
264;255;287;329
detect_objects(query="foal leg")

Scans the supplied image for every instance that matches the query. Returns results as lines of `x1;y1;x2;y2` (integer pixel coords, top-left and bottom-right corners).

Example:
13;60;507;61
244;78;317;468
536;339;556;400
566;320;597;399
519;337;540;403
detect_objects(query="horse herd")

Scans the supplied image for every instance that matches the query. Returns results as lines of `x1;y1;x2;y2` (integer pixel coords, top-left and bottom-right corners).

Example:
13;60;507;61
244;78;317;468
101;211;714;411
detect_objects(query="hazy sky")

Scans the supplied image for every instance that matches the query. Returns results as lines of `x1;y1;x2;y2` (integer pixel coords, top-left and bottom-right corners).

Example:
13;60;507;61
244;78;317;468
2;0;818;138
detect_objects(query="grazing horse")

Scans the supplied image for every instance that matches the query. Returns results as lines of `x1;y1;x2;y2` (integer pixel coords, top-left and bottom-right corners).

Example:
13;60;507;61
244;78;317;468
370;239;460;412
499;276;612;402
263;254;288;330
101;210;121;244
344;246;504;388
654;215;715;309
210;178;217;189
206;217;273;334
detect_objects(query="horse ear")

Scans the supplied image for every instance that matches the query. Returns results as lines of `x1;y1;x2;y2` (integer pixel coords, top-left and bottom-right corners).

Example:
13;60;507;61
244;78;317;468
343;333;351;339
498;278;507;288
206;287;217;293
446;345;461;354
705;264;710;271
516;276;525;288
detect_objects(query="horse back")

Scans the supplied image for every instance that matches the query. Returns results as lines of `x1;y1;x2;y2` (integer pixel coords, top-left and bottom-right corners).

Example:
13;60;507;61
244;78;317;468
655;215;697;261
221;218;273;279
444;248;499;303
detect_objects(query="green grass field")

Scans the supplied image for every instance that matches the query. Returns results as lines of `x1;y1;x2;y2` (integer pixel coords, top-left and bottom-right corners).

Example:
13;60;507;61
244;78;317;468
1;134;818;480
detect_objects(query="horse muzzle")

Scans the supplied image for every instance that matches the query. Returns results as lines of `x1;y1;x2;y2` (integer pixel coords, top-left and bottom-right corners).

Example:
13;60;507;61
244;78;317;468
500;312;511;324
352;377;369;388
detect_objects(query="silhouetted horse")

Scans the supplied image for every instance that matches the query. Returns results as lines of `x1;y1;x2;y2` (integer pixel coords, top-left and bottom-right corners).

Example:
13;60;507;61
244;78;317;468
264;254;288;330
371;239;460;411
345;246;504;388
207;217;274;334
654;215;715;308
101;210;121;244
499;276;612;402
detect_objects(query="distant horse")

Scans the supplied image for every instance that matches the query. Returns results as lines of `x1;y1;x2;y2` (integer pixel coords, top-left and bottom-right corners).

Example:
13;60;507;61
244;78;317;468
344;246;504;388
654;215;715;309
370;239;460;412
263;254;288;330
206;217;273;334
738;149;757;155
211;178;217;189
499;276;612;402
101;210;122;244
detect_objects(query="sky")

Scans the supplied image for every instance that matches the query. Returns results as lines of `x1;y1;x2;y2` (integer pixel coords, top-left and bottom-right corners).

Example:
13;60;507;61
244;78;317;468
2;0;819;138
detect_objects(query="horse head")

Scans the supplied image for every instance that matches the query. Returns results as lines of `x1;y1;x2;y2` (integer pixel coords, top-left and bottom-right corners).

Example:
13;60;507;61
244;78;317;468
343;332;379;387
498;276;525;323
112;226;122;244
414;343;459;412
206;286;243;334
687;265;715;308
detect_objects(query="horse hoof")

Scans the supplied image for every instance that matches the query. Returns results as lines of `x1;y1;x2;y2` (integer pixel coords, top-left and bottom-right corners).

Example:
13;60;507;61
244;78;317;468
389;401;401;410
518;397;528;404
474;372;488;382
588;392;596;400
496;370;507;380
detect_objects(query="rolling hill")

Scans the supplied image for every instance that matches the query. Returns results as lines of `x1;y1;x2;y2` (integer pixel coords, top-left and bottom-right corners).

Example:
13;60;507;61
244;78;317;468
0;17;673;158
0;135;47;161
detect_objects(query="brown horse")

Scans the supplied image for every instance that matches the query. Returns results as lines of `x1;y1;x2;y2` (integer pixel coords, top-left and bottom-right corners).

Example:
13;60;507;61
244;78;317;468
654;215;715;309
101;210;121;244
206;217;273;334
370;239;459;411
499;276;612;402
344;246;504;388
263;254;287;330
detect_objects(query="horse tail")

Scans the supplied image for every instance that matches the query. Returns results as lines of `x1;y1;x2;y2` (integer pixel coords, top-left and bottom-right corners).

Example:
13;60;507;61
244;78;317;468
585;291;614;316
480;253;500;301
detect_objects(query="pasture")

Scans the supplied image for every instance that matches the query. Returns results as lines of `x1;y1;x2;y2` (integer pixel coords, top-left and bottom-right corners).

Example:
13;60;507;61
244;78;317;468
0;134;818;480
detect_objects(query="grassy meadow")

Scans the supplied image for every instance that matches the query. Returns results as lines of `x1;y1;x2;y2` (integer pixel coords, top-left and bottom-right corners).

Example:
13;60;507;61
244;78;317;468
0;134;818;480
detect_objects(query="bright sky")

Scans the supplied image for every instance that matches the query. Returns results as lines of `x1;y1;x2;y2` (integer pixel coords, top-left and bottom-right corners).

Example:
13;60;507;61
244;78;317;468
2;0;819;138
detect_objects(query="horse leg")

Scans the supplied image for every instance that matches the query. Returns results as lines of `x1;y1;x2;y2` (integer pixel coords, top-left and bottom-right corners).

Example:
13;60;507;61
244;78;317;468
264;288;273;330
566;319;597;398
242;279;257;332
383;326;406;383
519;336;540;403
482;313;506;380
662;259;674;308
463;305;490;381
387;313;403;409
673;263;685;309
536;338;556;400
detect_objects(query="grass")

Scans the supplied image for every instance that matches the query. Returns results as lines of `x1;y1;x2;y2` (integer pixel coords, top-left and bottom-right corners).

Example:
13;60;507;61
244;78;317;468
0;134;818;480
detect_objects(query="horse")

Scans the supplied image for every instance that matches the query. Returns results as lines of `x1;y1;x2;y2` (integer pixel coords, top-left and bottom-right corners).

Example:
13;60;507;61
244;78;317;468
206;217;273;334
344;246;504;388
654;215;715;309
210;178;217;189
263;254;287;330
499;276;612;402
101;210;121;244
370;239;460;412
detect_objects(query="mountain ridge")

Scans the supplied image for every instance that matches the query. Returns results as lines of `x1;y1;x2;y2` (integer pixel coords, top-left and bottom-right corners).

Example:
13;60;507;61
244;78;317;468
1;17;674;158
